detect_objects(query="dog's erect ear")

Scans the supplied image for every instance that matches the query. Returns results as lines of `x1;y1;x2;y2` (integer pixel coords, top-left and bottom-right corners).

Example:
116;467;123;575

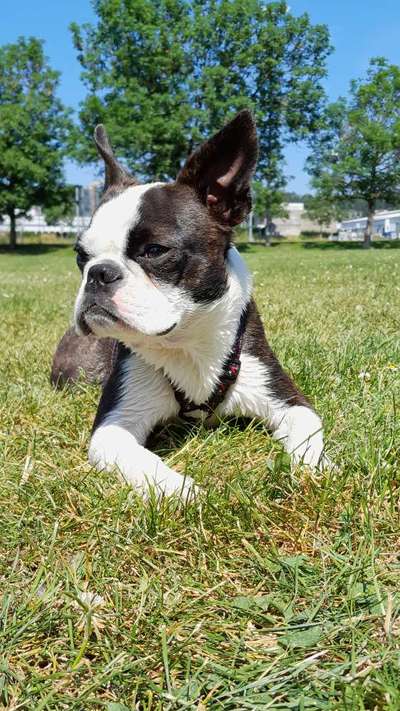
94;125;137;190
177;110;258;225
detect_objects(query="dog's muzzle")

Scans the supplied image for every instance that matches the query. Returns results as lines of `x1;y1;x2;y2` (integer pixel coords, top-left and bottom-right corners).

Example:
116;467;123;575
76;260;124;335
86;261;123;291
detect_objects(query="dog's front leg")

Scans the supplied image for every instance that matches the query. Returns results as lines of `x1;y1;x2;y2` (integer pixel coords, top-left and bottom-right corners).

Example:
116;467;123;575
221;352;327;469
89;350;196;499
271;405;325;468
89;423;196;498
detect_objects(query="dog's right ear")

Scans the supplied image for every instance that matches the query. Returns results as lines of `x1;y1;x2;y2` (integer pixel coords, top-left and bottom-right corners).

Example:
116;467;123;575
94;125;137;191
177;110;258;225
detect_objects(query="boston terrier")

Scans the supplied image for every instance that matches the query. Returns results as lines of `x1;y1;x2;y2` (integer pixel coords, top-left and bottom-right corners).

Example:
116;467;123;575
57;110;327;498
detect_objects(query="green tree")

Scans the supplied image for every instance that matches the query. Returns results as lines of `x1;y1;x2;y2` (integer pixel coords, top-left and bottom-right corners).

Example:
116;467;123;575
304;195;341;236
307;58;400;248
71;0;331;199
252;180;287;244
0;37;73;248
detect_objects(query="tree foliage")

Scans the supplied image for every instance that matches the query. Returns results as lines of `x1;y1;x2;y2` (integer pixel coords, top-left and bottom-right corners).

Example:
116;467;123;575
0;37;73;247
307;58;400;247
304;194;342;230
253;181;288;220
71;0;331;197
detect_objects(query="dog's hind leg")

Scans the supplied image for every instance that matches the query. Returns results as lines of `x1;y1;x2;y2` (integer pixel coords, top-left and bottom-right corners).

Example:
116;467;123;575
50;327;118;388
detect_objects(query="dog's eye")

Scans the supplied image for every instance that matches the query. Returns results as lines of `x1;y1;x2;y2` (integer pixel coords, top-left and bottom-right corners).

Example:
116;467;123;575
74;244;89;271
142;244;170;258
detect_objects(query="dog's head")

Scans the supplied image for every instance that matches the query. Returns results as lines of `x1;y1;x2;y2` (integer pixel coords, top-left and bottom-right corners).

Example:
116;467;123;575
74;111;258;342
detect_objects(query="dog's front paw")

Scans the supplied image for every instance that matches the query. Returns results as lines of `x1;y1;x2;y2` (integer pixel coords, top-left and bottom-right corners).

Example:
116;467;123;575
291;443;326;470
278;405;327;471
148;466;198;501
315;452;335;471
290;430;324;469
89;423;198;501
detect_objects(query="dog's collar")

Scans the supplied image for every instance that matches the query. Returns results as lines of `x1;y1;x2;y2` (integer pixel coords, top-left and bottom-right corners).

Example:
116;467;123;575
169;305;249;420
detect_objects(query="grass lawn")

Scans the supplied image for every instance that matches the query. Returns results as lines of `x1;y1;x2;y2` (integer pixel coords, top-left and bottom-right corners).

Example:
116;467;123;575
1;240;400;710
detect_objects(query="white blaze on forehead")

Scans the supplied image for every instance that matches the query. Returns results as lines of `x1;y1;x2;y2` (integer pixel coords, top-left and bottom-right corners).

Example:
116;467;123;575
81;182;164;256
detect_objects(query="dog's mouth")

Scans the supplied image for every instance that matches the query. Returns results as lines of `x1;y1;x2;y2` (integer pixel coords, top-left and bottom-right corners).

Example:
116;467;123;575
80;303;121;335
80;304;177;338
156;322;177;336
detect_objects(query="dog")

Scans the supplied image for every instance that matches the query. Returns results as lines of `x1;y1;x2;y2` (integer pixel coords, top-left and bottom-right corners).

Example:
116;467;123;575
54;110;327;498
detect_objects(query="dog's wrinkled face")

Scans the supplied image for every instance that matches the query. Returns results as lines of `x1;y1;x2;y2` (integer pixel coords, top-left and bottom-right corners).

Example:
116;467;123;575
74;110;258;342
74;183;229;339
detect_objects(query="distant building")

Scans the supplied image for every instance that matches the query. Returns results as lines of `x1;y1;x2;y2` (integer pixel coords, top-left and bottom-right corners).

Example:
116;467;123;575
0;205;74;236
252;202;337;238
77;181;102;217
0;181;103;237
338;209;400;240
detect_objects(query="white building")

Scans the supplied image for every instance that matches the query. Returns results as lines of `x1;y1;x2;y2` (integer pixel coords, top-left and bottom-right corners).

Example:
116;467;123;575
252;202;337;238
0;207;90;236
338;209;400;240
0;181;102;237
77;181;102;217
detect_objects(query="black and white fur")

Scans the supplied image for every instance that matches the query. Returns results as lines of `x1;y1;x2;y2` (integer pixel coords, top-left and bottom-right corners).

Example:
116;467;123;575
68;111;326;498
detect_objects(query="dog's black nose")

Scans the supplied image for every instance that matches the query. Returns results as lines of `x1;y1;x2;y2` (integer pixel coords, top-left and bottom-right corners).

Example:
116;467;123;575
87;261;123;287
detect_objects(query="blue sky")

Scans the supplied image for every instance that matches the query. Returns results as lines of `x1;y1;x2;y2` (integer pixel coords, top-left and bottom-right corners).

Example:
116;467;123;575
2;0;400;192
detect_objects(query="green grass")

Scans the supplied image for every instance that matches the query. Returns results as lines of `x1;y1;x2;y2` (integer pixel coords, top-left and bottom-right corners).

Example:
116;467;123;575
1;240;400;710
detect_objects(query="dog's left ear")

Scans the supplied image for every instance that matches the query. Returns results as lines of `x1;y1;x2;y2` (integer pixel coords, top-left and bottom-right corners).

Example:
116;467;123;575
94;124;137;191
177;110;258;226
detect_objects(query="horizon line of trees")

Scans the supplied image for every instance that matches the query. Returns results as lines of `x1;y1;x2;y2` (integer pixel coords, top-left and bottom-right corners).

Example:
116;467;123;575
1;1;400;248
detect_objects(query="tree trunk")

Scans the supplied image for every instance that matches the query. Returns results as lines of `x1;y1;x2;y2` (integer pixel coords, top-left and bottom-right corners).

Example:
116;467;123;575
363;204;374;249
9;210;17;249
263;212;272;246
248;211;254;243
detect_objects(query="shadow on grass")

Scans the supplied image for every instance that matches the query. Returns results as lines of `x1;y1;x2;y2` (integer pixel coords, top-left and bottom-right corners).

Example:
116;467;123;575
0;243;72;256
236;239;400;252
236;241;283;252
148;416;262;457
301;240;400;250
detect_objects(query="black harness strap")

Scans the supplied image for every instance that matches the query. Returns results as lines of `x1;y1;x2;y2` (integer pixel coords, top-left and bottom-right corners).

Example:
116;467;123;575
169;305;249;420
